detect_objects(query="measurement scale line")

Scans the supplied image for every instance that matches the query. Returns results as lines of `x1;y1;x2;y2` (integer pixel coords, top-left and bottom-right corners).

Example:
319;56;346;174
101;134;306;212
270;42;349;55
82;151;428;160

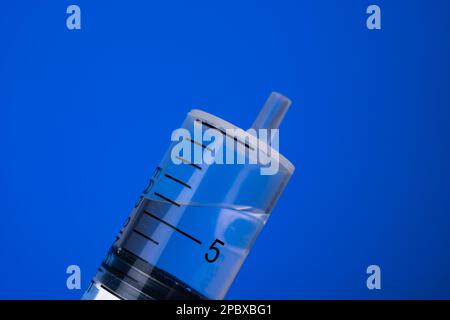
196;119;254;150
133;228;159;245
143;210;203;245
154;192;180;207
164;173;192;189
175;156;202;170
185;137;213;152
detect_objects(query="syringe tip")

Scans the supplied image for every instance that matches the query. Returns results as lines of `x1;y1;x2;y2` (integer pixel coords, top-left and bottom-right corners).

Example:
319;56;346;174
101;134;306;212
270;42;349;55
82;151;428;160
251;92;292;131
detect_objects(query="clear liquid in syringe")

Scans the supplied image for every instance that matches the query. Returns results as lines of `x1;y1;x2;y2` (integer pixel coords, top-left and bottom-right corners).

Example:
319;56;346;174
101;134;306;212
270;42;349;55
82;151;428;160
115;198;268;299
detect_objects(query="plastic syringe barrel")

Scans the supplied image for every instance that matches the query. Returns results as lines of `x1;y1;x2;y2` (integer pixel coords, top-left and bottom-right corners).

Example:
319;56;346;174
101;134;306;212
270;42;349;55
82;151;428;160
83;93;295;300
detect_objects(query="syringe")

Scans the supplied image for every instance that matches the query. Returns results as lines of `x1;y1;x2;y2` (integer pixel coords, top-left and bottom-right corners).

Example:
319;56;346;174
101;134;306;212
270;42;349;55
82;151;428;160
82;92;295;300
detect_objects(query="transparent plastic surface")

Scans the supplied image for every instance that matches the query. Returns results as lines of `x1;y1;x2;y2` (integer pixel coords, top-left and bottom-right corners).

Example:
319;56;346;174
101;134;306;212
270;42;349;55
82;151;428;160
84;93;294;300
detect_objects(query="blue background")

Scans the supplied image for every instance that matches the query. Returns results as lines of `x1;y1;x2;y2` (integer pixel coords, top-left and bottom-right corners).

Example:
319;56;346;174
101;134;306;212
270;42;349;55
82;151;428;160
1;0;450;299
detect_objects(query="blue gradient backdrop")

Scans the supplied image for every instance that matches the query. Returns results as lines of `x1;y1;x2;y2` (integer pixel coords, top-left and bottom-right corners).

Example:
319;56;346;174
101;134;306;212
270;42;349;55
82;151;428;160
1;1;450;299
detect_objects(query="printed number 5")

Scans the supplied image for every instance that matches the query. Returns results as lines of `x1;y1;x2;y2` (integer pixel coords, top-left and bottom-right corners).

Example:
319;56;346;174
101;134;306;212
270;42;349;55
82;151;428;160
205;239;225;263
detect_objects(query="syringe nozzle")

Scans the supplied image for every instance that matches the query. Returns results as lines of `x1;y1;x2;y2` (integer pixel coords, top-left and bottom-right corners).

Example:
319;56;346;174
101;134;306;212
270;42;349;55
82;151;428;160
251;92;291;131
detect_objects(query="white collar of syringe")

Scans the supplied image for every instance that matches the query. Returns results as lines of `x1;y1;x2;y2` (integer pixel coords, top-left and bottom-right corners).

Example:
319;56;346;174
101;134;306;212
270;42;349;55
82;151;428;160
188;108;295;175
